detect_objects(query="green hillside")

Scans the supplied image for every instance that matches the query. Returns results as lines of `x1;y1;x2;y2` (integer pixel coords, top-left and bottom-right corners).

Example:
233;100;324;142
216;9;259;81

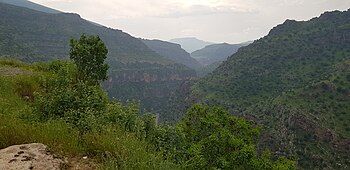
192;9;350;169
0;2;196;117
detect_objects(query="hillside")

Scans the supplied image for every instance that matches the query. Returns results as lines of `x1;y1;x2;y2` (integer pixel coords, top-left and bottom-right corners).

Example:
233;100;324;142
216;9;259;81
192;9;350;169
191;43;246;66
169;37;213;53
142;39;202;69
0;59;295;169
0;2;196;118
0;0;60;13
0;2;171;63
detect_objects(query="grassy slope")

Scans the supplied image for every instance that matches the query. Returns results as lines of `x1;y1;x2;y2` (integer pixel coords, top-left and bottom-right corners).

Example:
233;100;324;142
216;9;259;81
0;60;179;169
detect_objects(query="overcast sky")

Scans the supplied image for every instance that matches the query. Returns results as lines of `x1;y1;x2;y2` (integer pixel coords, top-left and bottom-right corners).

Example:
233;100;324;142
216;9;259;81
30;0;350;44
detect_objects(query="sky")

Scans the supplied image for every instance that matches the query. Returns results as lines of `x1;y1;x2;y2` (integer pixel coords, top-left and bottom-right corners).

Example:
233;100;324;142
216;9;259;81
30;0;350;44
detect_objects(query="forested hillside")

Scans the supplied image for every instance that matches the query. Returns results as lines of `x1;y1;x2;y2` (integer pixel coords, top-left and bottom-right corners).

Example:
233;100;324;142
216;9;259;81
192;9;350;169
142;39;201;69
0;2;196;118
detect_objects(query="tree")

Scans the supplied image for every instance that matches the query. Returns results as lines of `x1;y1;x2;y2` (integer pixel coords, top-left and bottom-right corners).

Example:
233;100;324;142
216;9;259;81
69;34;109;84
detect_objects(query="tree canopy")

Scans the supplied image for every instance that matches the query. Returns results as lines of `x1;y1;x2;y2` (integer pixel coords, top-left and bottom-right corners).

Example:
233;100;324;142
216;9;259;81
69;34;109;84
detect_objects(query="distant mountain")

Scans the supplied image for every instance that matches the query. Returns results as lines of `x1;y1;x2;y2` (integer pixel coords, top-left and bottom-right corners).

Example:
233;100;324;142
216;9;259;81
0;0;60;13
0;2;196;118
169;37;213;53
191;9;350;169
191;43;248;66
142;39;202;69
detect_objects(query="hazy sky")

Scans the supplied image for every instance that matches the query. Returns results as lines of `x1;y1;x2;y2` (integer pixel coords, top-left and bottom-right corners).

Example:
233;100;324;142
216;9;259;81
30;0;350;44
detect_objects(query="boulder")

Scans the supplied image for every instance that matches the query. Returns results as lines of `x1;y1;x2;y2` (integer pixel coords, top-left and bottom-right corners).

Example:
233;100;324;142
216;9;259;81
0;143;63;170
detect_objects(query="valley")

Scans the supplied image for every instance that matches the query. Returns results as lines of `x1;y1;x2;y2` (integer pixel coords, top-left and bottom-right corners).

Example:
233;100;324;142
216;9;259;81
0;0;349;169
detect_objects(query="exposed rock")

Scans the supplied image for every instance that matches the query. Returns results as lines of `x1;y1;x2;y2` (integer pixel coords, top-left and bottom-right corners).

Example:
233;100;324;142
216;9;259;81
0;143;63;170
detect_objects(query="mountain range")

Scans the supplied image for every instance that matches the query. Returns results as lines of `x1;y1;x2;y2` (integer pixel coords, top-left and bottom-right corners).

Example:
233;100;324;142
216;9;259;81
191;9;350;169
169;37;213;53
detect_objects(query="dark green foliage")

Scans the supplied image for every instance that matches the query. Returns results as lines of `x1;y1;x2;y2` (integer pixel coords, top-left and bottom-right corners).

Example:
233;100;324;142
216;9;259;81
177;105;295;169
138;105;296;169
192;9;350;169
70;34;109;84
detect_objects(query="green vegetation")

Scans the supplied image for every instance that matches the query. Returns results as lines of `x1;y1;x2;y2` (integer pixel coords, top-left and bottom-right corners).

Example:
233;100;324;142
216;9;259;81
192;10;350;169
0;58;295;169
0;2;197;120
70;34;109;84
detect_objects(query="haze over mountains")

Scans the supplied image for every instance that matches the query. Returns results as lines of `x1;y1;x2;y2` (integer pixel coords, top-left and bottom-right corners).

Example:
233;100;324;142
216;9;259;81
191;43;248;66
141;39;202;69
169;37;213;53
0;0;349;169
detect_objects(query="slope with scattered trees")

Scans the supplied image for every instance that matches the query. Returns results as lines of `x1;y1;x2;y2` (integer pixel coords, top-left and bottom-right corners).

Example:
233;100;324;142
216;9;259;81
192;9;350;169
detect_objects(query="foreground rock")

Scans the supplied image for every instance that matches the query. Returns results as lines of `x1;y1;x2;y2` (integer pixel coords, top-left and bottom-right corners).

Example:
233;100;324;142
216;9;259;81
0;143;63;170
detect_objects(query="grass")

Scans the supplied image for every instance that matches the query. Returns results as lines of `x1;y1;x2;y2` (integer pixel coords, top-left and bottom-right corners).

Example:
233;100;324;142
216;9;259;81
0;60;179;169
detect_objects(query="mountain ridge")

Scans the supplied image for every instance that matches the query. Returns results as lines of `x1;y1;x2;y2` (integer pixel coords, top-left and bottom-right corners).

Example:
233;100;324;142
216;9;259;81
170;37;213;53
189;9;350;169
141;39;202;69
0;0;60;13
191;42;248;66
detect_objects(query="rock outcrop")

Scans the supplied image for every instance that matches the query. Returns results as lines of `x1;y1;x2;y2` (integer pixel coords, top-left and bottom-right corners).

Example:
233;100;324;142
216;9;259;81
0;143;63;170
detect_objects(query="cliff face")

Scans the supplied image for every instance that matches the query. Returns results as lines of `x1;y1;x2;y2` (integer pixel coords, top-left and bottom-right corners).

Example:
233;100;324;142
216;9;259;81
104;62;197;115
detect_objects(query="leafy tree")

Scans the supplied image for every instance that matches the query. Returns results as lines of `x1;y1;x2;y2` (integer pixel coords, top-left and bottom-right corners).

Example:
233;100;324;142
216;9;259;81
69;34;109;84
